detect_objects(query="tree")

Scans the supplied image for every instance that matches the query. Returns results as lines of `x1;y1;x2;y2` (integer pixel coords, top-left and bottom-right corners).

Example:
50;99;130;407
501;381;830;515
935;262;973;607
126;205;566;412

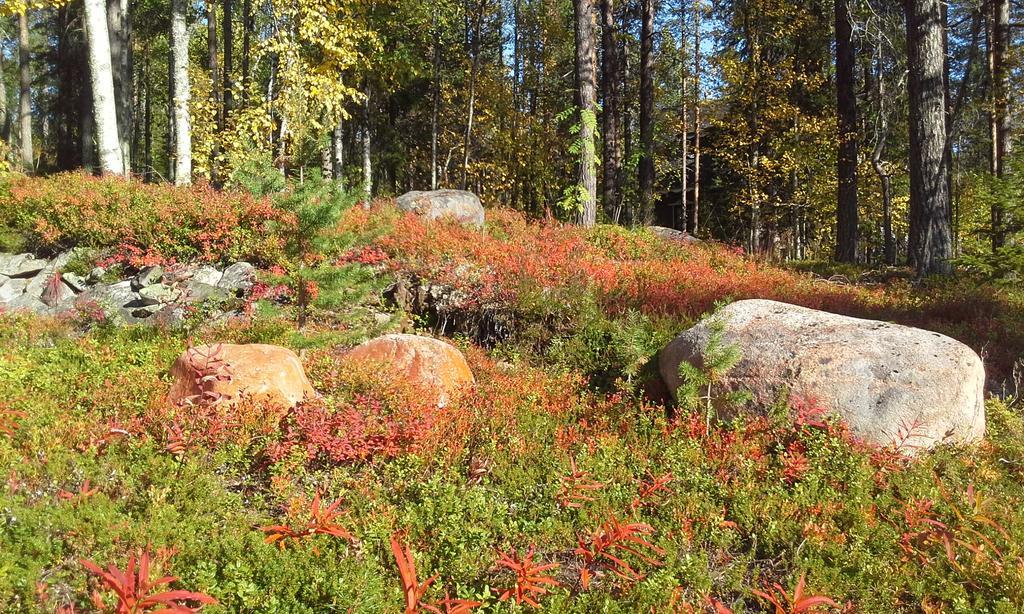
988;0;1010;250
599;0;621;222
573;0;598;225
18;10;32;171
905;0;952;275
638;0;655;225
83;0;125;175
835;0;857;262
170;0;191;184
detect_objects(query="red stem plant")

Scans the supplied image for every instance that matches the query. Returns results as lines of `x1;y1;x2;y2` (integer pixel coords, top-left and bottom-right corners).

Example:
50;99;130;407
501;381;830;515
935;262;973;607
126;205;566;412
496;546;560;607
575;516;665;588
261;493;354;551
81;548;217;613
750;571;840;613
558;458;604;509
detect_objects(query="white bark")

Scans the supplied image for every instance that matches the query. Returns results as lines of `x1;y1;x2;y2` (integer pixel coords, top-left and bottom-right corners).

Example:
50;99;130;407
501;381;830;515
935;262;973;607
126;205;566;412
83;0;125;175
170;0;192;185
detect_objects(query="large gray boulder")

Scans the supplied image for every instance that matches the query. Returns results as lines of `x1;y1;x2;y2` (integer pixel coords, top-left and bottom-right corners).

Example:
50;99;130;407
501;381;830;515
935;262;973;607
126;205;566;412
647;226;702;246
396;190;485;227
659;299;986;452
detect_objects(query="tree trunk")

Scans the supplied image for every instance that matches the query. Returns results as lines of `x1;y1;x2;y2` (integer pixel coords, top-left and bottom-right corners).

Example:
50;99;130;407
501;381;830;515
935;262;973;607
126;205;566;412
107;0;131;169
84;0;125;175
905;0;952;275
600;0;621;222
679;3;688;232
222;0;234;119
208;0;220;128
989;0;1010;250
18;11;33;172
871;55;895;266
170;0;192;184
638;0;655;225
144;54;152;180
362;80;372;201
835;0;858;262
431;9;441;190
0;39;9;144
461;0;483;190
332;119;344;184
574;0;598;225
241;0;251;101
691;0;701;235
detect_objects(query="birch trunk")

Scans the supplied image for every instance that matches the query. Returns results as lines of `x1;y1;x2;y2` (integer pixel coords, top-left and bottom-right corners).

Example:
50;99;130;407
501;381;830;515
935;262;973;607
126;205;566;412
18;11;32;172
84;0;125;175
170;0;192;184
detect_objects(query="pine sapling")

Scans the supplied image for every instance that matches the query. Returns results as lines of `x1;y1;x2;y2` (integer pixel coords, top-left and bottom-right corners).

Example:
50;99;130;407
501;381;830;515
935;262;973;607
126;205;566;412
676;316;751;434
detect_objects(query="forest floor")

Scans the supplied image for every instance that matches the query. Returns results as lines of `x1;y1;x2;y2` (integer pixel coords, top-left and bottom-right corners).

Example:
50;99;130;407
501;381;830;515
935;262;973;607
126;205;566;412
0;173;1023;612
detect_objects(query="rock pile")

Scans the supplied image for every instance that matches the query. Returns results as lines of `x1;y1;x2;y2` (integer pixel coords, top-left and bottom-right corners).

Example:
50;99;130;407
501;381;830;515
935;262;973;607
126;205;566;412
0;251;255;325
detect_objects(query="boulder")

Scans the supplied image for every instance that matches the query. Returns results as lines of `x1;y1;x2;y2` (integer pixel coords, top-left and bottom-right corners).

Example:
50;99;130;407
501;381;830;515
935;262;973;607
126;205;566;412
647;226;702;245
342;334;475;407
167;343;315;408
396;190;485;227
75;281;138;318
659;299;985;452
0;253;48;278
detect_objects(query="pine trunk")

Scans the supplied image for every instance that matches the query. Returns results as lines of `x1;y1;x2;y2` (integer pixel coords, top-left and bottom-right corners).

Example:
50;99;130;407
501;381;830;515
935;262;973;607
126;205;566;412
989;0;1010;250
691;0;701;235
638;0;655;225
600;0;621;222
835;0;858;262
222;0;233;119
905;0;952;275
574;0;598;226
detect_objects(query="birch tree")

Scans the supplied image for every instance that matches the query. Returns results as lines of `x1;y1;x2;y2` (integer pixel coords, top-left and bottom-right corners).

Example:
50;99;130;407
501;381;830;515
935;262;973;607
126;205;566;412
83;0;125;175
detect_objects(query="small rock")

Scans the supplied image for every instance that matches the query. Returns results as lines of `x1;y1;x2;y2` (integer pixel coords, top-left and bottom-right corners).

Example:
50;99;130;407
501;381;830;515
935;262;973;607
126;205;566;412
138;284;178;305
133;265;164;290
62;272;87;292
76;281;138;315
152;305;188;328
191;265;223;287
181;280;231;304
0;278;30;303
41;275;76;307
5;293;50;314
131;304;163;318
218;262;256;294
0;253;49;278
88;267;107;283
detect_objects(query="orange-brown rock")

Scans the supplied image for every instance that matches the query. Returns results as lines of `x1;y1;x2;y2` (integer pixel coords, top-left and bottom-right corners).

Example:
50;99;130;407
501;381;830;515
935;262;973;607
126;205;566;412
167;343;315;408
342;334;474;407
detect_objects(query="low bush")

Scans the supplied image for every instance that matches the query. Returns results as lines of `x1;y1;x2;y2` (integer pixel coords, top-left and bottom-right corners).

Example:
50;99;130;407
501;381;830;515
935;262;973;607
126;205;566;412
0;172;289;266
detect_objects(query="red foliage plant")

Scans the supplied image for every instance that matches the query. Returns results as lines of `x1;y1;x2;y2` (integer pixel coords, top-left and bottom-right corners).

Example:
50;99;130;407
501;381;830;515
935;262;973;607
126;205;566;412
0;405;26;437
177;344;234;407
630;472;674;512
496;546;560;608
390;535;481;614
80;548;217;613
750;572;841;614
261;493;354;551
57;479;100;506
575;516;666;588
558;458;605;509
